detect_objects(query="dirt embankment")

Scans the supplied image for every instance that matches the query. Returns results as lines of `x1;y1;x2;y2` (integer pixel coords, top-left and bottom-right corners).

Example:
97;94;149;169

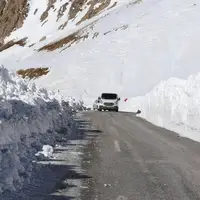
0;0;29;45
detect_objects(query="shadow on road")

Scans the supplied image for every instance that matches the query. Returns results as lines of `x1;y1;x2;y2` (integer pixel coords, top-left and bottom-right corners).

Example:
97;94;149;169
0;115;101;200
0;164;87;200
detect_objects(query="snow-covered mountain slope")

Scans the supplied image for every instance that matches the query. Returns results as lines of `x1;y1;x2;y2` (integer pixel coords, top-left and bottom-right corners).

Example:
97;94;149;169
1;0;129;44
0;67;83;193
0;0;199;106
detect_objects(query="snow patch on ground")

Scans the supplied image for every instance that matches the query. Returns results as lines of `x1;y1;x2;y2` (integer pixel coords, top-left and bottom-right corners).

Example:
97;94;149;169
35;145;54;158
122;73;200;142
0;66;83;193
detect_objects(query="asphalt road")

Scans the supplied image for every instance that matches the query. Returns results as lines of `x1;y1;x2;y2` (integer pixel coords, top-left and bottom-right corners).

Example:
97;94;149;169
81;111;200;200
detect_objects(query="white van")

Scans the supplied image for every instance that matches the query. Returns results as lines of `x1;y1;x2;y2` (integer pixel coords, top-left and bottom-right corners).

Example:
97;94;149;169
93;93;120;112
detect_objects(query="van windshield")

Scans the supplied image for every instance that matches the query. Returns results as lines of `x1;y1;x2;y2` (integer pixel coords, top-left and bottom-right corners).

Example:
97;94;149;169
101;93;117;99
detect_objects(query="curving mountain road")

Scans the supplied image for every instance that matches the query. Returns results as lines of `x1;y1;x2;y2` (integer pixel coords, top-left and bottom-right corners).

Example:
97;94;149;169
81;111;200;200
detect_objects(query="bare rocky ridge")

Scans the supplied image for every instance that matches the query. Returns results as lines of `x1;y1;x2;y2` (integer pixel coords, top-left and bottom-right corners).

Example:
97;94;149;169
0;0;28;45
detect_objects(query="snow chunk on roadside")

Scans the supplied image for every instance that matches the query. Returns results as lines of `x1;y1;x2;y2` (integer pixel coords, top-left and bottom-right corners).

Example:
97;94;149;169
35;145;54;158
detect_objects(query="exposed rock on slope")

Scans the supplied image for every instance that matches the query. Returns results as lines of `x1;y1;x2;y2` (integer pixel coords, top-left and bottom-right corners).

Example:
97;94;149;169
40;0;57;22
0;0;28;44
17;68;50;79
1;0;119;50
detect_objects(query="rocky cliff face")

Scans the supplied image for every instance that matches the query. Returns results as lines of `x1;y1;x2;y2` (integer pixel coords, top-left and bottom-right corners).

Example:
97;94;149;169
0;0;28;44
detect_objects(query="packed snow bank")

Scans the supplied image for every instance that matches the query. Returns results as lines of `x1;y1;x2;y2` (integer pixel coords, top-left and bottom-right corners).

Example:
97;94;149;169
0;66;83;193
122;73;200;142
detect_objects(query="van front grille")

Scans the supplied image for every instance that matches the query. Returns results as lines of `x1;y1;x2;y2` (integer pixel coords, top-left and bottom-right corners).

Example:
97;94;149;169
104;103;114;106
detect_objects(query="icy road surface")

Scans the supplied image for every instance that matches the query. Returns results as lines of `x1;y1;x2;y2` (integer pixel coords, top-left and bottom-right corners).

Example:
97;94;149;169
2;111;200;200
82;111;200;200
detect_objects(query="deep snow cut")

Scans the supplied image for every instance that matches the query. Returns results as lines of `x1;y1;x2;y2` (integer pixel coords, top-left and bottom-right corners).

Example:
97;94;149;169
121;73;200;142
0;66;82;193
